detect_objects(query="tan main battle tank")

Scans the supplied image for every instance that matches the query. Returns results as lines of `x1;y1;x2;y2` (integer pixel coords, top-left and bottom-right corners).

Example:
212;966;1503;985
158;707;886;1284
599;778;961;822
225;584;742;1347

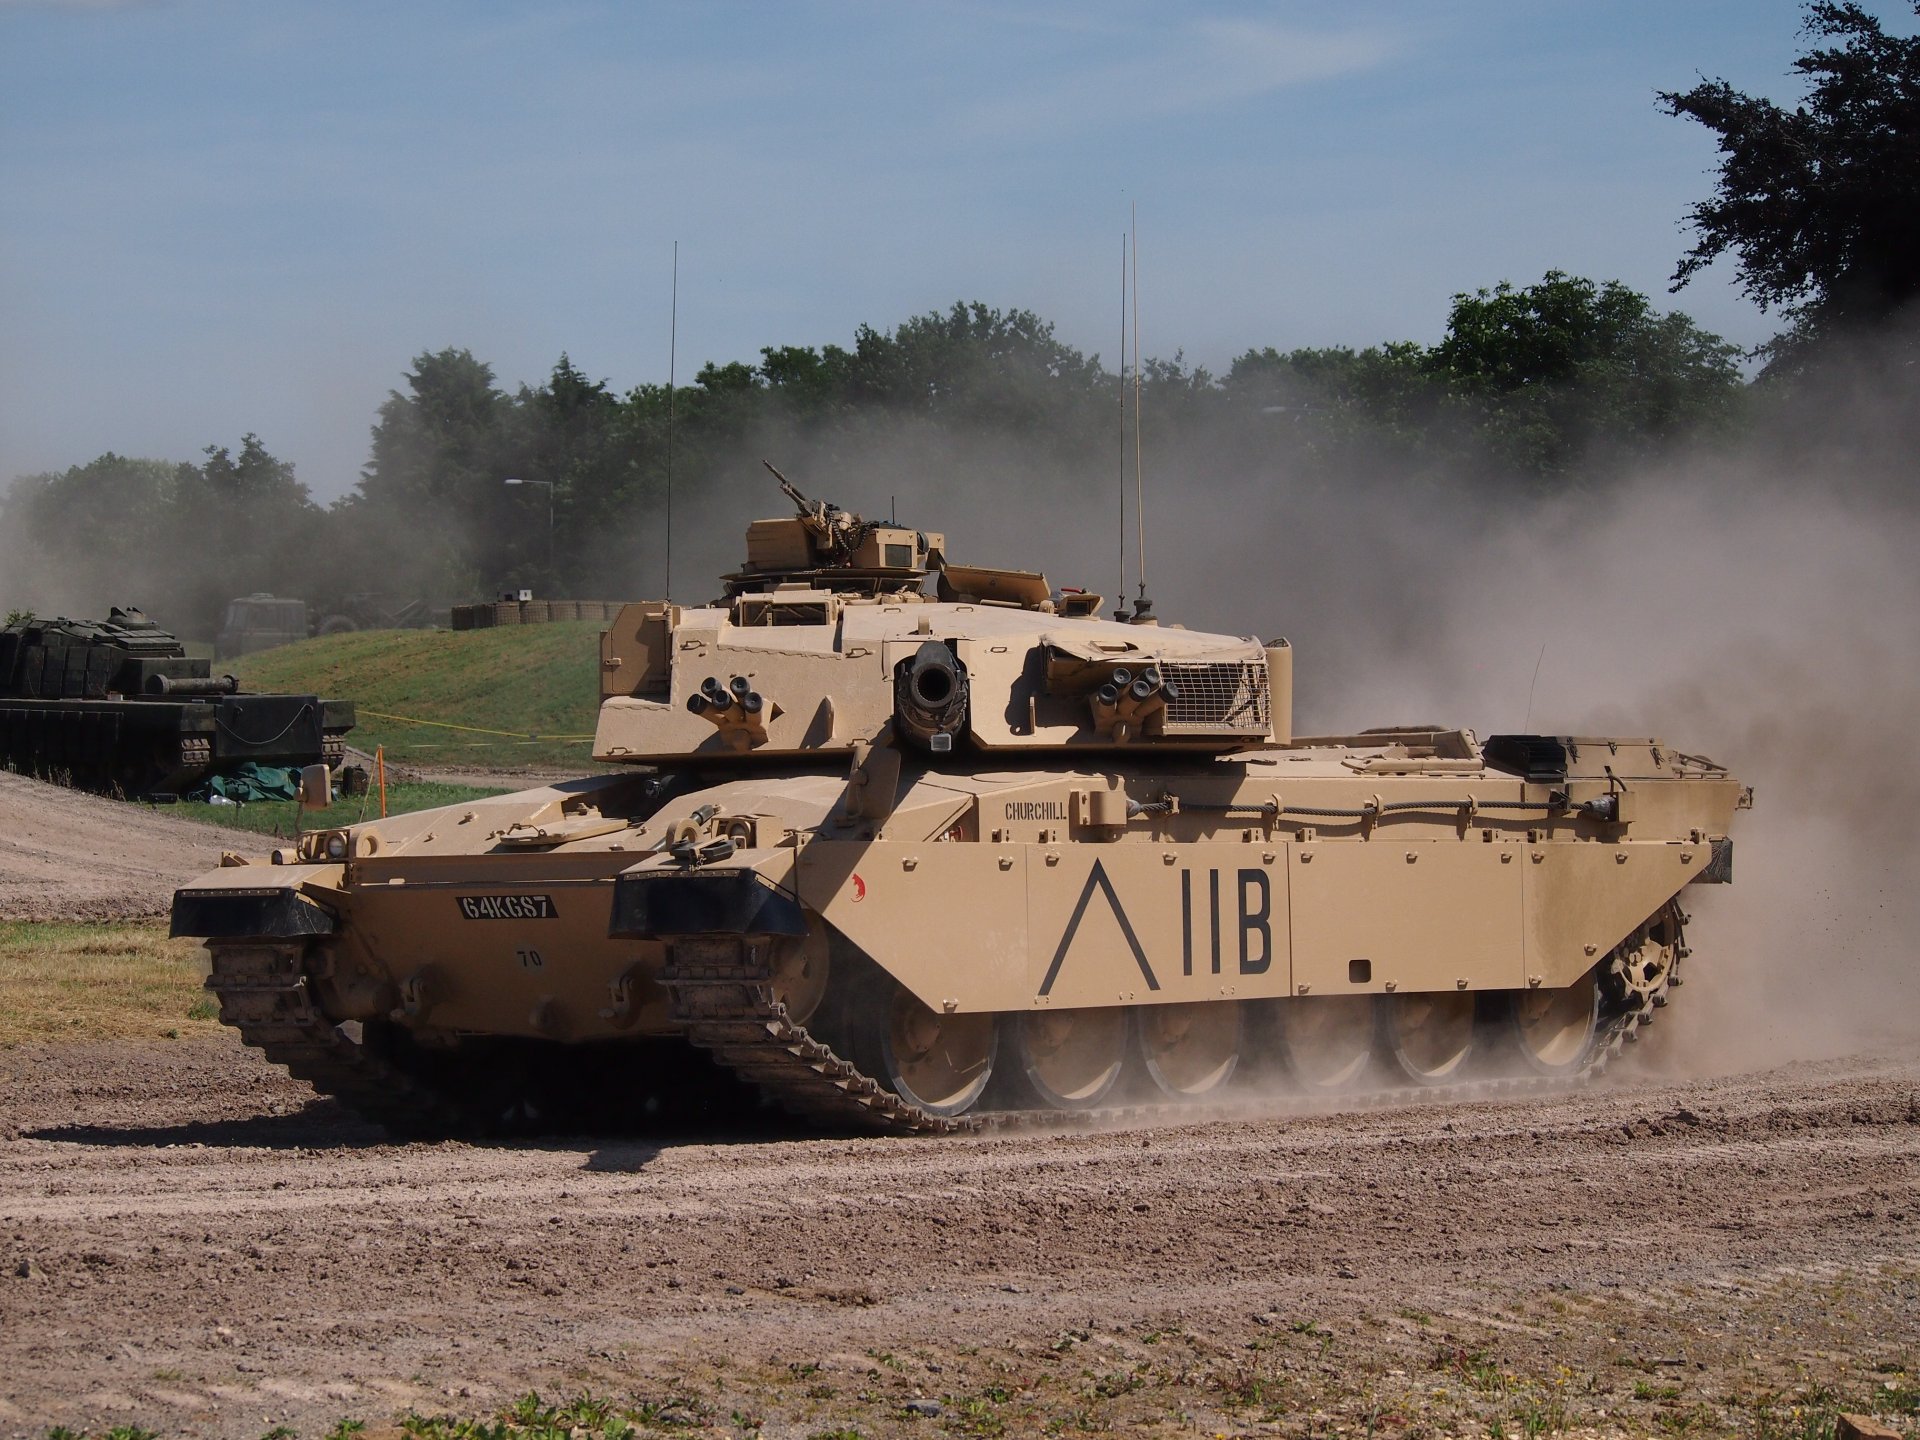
171;473;1749;1134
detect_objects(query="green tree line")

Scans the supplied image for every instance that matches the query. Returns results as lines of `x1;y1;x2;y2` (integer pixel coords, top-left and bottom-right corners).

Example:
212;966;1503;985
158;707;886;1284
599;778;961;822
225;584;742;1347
6;0;1914;639
0;273;1746;637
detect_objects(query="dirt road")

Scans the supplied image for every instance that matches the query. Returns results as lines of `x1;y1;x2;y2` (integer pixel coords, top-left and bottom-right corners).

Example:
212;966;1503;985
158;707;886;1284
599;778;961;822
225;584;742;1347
2;1036;1915;1438
0;772;259;923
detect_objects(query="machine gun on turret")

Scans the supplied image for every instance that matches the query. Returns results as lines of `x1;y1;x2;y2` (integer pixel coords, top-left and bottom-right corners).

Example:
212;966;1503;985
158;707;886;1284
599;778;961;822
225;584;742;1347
722;464;942;595
764;461;872;568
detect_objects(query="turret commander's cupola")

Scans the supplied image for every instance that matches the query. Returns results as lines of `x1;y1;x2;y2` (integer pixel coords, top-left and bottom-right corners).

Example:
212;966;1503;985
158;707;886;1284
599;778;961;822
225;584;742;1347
725;463;943;597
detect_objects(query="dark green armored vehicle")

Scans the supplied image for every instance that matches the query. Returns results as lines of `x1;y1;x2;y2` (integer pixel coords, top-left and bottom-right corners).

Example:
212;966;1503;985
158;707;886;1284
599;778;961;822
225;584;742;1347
0;607;354;795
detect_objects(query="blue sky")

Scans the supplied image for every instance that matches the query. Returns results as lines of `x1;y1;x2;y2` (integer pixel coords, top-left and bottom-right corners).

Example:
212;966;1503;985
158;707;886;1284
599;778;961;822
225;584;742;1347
2;0;1905;501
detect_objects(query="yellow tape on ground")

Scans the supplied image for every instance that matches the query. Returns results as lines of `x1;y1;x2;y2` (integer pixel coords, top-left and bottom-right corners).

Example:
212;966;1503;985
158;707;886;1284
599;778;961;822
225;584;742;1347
356;708;596;742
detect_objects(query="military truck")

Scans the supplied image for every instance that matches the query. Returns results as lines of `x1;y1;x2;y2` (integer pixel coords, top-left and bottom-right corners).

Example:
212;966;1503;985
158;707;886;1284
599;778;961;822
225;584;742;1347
214;593;310;660
216;591;448;660
173;475;1746;1134
1;607;355;794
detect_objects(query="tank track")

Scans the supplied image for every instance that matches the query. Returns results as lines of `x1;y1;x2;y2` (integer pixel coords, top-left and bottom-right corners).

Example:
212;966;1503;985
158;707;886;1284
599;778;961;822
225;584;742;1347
206;906;1682;1139
663;938;976;1135
658;914;1677;1136
206;942;474;1135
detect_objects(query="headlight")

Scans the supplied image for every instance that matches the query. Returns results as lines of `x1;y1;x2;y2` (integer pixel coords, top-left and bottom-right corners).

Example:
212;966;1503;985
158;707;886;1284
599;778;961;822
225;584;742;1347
324;833;350;860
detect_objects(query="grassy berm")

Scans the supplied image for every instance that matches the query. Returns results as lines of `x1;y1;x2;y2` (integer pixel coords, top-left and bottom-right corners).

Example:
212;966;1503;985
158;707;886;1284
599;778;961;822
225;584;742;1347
232;622;605;771
150;780;507;841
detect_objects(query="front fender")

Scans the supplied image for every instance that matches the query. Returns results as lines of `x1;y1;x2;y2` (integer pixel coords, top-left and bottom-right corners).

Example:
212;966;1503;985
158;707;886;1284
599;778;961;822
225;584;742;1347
170;863;341;940
607;849;805;939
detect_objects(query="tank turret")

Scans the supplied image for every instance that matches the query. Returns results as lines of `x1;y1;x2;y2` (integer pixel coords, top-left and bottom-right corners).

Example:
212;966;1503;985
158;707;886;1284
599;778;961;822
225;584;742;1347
0;606;355;793
0;607;233;700
596;475;1291;763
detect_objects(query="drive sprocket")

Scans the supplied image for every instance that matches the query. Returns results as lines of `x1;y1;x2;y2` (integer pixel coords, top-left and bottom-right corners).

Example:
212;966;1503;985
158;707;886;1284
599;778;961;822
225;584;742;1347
1592;899;1686;1065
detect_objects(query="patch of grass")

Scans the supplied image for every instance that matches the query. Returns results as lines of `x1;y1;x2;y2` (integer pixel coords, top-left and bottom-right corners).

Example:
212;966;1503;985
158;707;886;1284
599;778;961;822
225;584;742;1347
1208;1356;1288;1414
0;920;213;1046
1439;1346;1513;1396
150;780;508;841
234;623;606;771
1510;1389;1570;1436
390;1390;655;1439
1086;1371;1141;1401
1879;1378;1920;1415
944;1394;1007;1437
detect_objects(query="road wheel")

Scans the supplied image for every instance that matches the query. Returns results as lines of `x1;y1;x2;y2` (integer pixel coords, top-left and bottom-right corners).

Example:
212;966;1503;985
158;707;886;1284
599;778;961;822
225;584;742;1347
1010;1007;1128;1110
1507;972;1601;1076
854;976;996;1118
1279;995;1376;1093
1137;1001;1242;1100
768;926;830;1027
1380;990;1479;1086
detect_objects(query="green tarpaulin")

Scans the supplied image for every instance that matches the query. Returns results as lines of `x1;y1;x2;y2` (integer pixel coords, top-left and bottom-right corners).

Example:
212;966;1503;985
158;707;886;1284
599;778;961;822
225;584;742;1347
188;762;303;803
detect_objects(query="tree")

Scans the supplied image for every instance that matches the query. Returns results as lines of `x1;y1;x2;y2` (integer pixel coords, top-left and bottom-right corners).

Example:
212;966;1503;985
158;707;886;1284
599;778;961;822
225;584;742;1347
1227;342;1439;435
499;355;629;593
844;302;1107;430
1661;2;1920;357
0;456;178;618
349;348;511;598
166;437;322;631
1226;275;1742;485
758;343;854;418
1425;272;1744;475
0;442;325;636
359;348;508;510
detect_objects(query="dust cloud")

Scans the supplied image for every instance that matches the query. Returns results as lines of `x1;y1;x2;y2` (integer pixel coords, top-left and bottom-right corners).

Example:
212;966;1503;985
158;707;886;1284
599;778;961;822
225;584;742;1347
1349;470;1920;1074
698;330;1920;1076
1175;342;1920;1073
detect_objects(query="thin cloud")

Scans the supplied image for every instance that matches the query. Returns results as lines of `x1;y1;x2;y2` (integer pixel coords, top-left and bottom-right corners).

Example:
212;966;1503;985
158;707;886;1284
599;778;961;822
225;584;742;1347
958;16;1397;138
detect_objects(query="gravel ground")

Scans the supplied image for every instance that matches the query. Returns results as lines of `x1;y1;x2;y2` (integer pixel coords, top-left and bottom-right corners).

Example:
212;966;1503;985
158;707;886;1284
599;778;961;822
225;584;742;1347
3;769;1915;1438
1;1035;1915;1438
0;772;259;922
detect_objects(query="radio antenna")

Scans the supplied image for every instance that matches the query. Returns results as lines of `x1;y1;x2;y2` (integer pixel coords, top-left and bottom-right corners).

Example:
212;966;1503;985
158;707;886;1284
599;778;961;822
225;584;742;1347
664;239;679;603
1131;202;1151;619
1117;229;1128;617
1523;640;1548;731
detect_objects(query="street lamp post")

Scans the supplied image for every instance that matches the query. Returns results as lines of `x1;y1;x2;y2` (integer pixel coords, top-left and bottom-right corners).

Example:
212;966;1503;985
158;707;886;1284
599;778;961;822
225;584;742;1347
502;477;555;585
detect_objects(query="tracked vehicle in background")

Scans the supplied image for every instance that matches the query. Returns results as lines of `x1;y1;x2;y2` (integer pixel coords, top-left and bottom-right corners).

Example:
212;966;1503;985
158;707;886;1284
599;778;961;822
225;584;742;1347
173;476;1748;1134
1;607;355;796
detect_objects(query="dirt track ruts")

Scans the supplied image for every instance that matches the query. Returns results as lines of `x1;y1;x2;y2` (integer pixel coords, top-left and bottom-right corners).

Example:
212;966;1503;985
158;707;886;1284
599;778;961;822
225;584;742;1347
1;1035;1916;1437
0;771;260;923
